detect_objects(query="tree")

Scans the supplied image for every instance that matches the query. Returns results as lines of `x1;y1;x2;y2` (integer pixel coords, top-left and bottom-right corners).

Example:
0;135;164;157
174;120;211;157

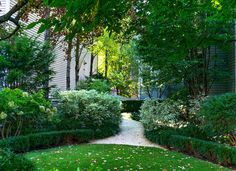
91;29;139;97
136;0;236;98
0;35;55;92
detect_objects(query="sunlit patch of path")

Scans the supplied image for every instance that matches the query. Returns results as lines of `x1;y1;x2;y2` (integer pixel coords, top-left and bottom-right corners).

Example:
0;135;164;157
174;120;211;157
90;113;161;148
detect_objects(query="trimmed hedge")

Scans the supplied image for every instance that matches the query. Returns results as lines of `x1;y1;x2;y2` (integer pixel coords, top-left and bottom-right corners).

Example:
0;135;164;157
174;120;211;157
131;112;141;121
122;100;144;113
0;149;34;171
171;135;236;165
0;129;94;153
145;130;236;166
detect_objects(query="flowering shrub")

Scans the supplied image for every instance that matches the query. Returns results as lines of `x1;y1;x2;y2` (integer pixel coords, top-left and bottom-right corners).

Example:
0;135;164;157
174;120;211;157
57;90;122;130
0;89;56;138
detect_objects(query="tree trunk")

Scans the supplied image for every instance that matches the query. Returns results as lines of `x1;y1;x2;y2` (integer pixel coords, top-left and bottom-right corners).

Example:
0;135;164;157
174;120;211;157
90;53;95;76
66;40;73;90
75;36;80;85
105;50;108;78
90;33;95;76
44;7;51;98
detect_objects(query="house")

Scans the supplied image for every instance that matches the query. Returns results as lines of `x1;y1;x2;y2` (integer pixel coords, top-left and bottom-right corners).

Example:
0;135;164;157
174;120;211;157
0;0;98;91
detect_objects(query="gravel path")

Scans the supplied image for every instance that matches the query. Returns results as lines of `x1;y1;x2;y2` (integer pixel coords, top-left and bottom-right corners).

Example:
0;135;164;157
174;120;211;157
90;114;161;148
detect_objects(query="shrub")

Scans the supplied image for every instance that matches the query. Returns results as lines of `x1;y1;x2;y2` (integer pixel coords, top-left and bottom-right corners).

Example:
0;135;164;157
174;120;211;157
131;112;141;121
57;90;122;131
140;99;185;131
179;124;208;140
122;100;143;113
145;130;236;166
0;148;34;171
0;88;56;138
140;96;204;130
77;78;111;93
0;129;94;153
198;93;236;142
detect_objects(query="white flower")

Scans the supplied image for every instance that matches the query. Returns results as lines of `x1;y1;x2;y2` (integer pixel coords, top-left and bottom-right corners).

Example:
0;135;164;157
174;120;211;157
0;112;7;120
8;101;15;108
46;108;51;114
22;92;29;97
39;106;45;112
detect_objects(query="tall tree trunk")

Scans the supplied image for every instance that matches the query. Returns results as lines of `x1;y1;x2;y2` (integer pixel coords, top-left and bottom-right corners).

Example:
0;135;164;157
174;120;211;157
75;36;80;85
90;33;95;76
90;53;95;76
66;40;73;90
44;7;50;98
105;50;108;78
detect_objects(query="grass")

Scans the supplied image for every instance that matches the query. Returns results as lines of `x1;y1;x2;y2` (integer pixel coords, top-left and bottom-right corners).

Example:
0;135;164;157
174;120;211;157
25;144;229;171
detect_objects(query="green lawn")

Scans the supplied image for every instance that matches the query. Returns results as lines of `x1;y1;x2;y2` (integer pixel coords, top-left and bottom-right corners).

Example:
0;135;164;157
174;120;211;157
25;144;229;171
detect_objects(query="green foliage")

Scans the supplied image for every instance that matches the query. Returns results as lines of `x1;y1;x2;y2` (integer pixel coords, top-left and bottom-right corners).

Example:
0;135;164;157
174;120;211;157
91;29;139;97
140;97;204;131
0;148;34;171
199;93;236;139
140;99;185;130
0;88;56;138
122;100;143;113
0;35;55;92
77;78;111;93
36;0;133;39
136;0;236;97
145;130;236;166
131;112;141;121
57;90;122;131
0;129;94;153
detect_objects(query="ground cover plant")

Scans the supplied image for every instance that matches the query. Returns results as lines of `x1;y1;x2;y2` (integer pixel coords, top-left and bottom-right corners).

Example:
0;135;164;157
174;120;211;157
24;144;228;171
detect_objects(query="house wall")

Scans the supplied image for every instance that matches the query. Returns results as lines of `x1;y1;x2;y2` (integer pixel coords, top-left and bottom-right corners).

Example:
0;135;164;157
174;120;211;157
0;0;8;16
50;44;98;91
2;0;97;92
209;24;236;95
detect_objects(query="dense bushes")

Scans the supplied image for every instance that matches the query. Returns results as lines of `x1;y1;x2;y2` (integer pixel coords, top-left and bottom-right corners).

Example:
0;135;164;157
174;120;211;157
140;99;188;130
0;129;94;153
145;129;236;166
0;148;34;171
0;89;56;138
141;93;236;167
77;78;111;93
122;100;143;113
198;93;236;145
57;90;122;131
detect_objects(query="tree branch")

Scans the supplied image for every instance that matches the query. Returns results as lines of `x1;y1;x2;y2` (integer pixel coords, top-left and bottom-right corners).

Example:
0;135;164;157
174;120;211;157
0;0;28;23
0;0;29;40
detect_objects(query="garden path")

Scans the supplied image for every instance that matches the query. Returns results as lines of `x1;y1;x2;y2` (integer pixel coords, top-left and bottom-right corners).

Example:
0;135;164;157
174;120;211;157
90;113;161;148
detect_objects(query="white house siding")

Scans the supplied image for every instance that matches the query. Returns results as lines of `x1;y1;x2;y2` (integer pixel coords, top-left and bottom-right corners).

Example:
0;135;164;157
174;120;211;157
2;0;97;92
0;0;8;16
50;44;98;91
